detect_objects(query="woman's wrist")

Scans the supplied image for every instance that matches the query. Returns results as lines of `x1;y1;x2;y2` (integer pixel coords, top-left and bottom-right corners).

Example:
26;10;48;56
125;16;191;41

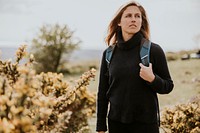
149;74;155;83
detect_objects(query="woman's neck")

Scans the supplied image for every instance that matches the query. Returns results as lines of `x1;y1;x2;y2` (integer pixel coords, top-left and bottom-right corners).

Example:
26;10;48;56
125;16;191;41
117;31;142;50
122;32;134;41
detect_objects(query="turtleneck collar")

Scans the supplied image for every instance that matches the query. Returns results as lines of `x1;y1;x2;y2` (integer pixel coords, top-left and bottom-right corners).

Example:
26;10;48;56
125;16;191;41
117;30;143;50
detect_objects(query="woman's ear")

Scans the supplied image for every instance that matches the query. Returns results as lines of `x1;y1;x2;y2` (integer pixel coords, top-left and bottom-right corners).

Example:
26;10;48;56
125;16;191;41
118;23;121;26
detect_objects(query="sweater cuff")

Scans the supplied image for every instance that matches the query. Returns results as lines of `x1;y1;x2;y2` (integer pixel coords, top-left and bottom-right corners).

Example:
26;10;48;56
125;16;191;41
147;74;162;91
147;74;157;85
96;118;107;132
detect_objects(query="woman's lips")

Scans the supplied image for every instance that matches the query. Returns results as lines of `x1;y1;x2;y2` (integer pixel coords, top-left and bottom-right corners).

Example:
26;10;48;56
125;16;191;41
129;24;137;28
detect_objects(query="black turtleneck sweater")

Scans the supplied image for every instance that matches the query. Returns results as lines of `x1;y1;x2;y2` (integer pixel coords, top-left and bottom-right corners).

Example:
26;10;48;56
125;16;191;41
96;32;174;132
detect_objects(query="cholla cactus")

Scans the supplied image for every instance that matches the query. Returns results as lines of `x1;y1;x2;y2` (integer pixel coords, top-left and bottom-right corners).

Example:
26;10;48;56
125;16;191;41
161;95;200;133
0;45;96;133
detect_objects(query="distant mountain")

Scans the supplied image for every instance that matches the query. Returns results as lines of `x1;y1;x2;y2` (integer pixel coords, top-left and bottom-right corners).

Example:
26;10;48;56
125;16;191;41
69;49;103;61
0;47;103;61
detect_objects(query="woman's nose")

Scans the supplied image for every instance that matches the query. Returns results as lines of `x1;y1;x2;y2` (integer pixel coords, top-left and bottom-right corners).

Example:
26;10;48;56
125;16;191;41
131;17;136;22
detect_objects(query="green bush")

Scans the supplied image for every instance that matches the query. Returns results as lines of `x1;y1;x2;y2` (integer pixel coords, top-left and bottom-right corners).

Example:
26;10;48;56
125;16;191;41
30;24;80;73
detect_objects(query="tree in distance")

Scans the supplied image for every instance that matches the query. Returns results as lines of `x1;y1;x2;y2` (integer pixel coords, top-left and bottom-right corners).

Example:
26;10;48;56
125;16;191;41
31;24;80;73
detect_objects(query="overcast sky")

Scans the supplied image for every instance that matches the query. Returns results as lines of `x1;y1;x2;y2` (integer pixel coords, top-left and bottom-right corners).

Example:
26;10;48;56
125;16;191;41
0;0;200;51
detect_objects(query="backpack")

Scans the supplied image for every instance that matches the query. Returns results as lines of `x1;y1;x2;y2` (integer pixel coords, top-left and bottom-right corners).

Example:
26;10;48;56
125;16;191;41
105;38;151;70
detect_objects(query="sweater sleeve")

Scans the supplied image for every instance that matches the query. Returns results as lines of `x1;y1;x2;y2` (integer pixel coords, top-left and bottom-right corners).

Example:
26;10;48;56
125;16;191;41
96;50;109;132
148;44;174;94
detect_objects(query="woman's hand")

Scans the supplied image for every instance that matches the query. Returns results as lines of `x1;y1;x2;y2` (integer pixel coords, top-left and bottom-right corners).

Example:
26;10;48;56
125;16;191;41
139;63;155;83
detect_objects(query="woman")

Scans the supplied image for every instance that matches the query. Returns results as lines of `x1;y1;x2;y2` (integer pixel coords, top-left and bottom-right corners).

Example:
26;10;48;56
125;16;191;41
96;1;174;133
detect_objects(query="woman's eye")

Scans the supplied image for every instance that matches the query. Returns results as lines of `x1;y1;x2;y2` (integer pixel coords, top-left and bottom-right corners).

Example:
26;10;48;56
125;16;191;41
136;14;141;18
125;14;132;18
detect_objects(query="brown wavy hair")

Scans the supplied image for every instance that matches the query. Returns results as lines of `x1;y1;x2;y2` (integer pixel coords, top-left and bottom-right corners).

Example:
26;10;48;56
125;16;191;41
105;1;150;46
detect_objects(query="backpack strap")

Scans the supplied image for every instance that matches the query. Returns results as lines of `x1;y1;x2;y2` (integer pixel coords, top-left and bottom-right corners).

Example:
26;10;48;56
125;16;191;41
140;39;160;125
105;44;115;69
140;38;151;66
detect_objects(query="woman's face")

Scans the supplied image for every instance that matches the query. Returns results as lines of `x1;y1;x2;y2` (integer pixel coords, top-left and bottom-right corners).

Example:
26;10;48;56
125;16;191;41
118;6;142;39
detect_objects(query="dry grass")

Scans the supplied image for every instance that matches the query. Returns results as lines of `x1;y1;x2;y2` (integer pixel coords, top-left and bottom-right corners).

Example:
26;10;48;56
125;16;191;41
159;59;200;107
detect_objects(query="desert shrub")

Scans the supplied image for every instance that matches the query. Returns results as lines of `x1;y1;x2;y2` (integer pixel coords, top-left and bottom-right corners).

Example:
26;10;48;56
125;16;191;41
161;95;200;133
0;45;96;133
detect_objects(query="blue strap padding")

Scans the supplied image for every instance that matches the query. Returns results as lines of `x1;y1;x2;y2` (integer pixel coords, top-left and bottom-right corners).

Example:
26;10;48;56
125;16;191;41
140;39;151;66
106;45;115;66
